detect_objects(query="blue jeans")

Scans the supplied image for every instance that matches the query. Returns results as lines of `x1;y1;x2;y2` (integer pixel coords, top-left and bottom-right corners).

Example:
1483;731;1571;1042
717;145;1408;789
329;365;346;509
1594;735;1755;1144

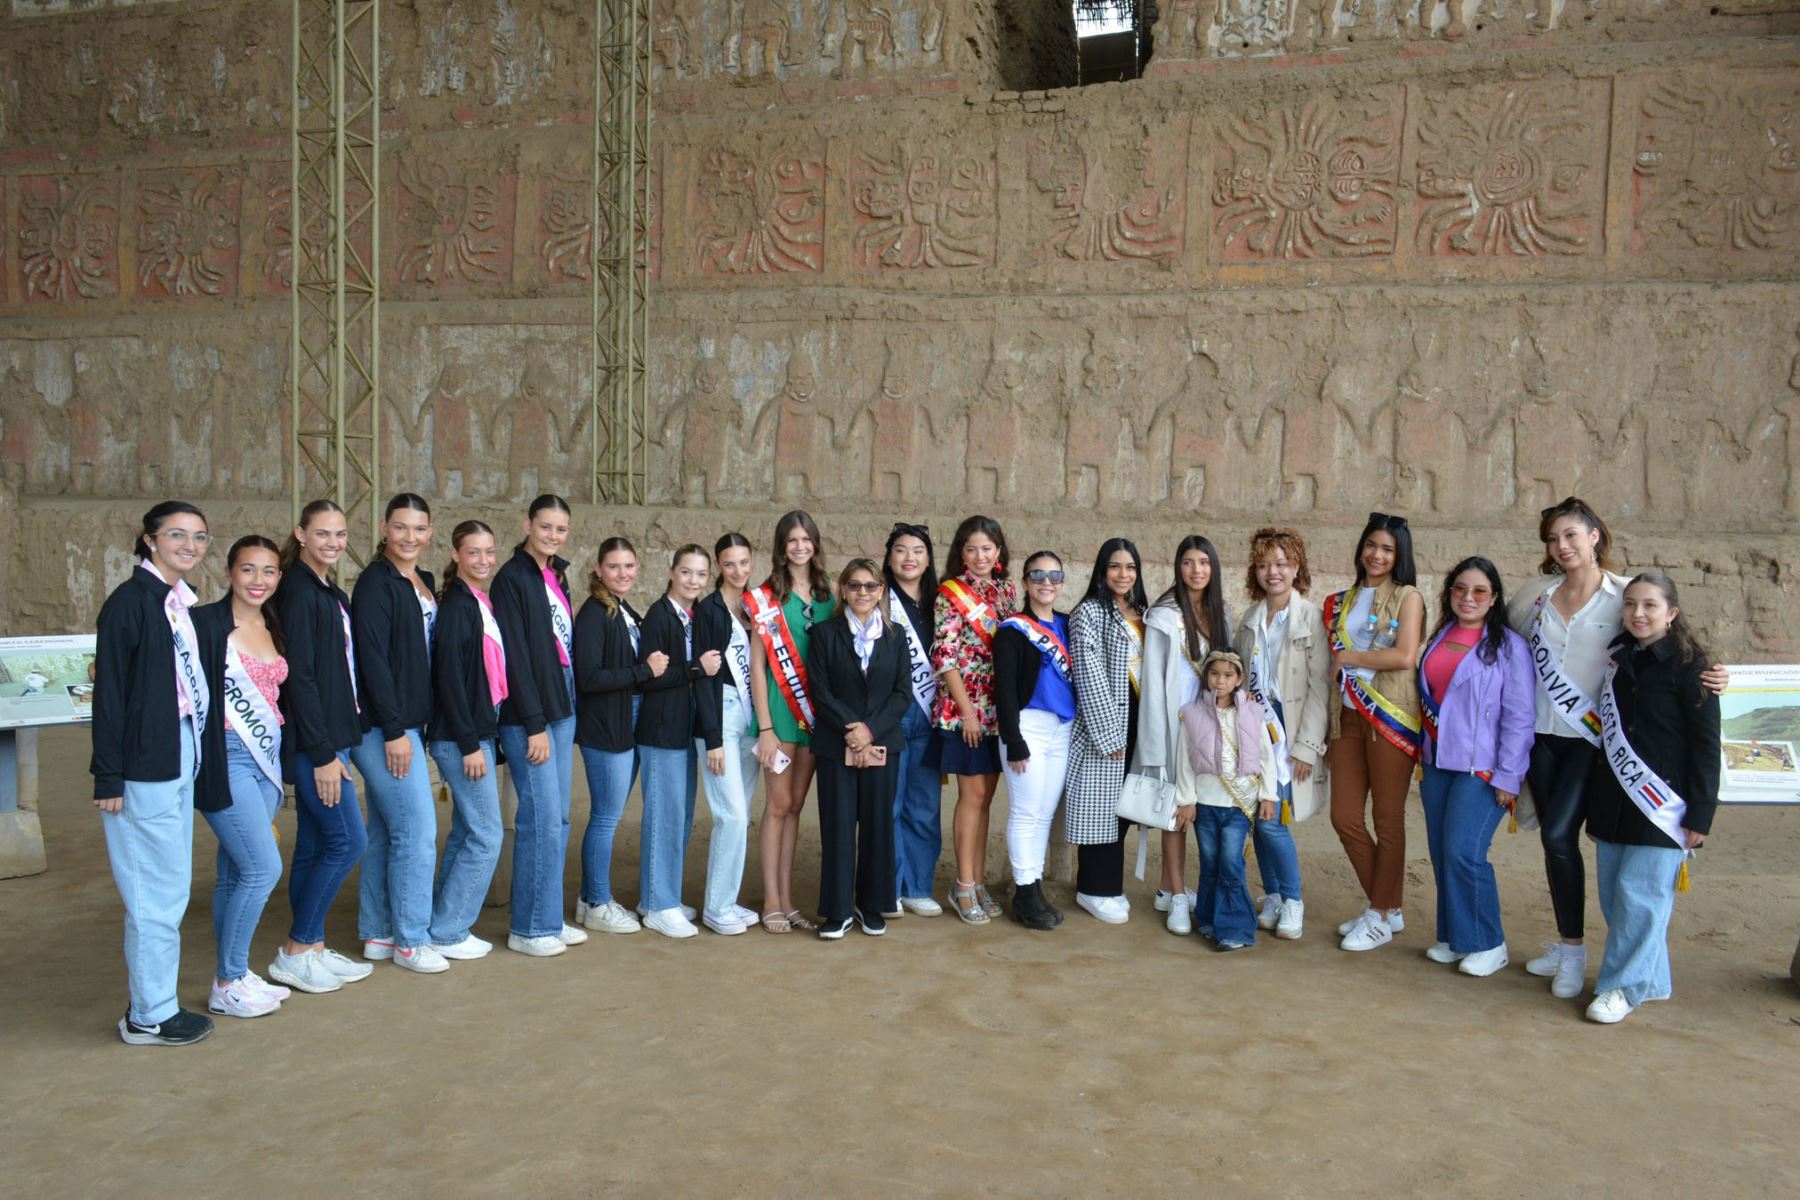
1595;839;1684;1005
696;689;756;917
639;742;697;913
201;731;284;980
580;696;641;907
499;722;575;937
289;747;368;945
427;738;504;946
350;726;438;949
1253;699;1302;899
102;719;197;1026
893;701;942;899
1193;804;1256;945
1420;763;1509;954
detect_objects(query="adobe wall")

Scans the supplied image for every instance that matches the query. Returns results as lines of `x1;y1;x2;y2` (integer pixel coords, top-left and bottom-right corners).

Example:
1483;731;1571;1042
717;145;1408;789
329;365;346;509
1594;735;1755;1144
1;0;1797;657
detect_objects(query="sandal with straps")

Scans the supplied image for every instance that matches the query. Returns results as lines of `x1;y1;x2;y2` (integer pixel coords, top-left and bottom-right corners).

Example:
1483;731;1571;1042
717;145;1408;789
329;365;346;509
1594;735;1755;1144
973;883;1004;918
785;910;817;932
761;911;792;934
949;885;989;925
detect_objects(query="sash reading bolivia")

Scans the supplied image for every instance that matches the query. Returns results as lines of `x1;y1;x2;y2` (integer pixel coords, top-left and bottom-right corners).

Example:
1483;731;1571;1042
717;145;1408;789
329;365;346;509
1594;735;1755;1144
745;585;814;732
1528;591;1604;745
1323;586;1421;761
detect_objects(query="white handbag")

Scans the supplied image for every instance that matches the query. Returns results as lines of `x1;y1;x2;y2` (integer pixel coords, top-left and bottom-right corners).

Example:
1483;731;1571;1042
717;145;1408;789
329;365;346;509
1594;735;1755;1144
1115;769;1179;833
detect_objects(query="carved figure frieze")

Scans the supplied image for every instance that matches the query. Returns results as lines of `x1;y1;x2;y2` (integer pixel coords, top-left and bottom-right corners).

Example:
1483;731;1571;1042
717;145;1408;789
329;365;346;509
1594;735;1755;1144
393;155;506;286
537;176;592;283
1633;77;1798;254
135;166;240;299
850;142;996;270
690;144;825;275
1026;126;1185;266
725;0;799;79
18;173;119;302
258;167;371;294
408;0;556;109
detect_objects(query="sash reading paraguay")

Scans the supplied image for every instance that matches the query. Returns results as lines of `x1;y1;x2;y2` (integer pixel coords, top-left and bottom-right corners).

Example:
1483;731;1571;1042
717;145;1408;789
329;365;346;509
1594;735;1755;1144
745;584;814;731
1597;659;1689;849
889;590;937;717
223;653;283;788
1527;590;1604;745
1323;586;1421;760
940;578;998;647
999;613;1071;682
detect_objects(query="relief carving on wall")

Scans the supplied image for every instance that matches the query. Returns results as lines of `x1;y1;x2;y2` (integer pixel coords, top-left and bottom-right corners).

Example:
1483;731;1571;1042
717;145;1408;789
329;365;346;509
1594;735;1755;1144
1633;77;1798;254
1026;124;1185;266
690;143;826;275
392;155;508;286
850;142;996;270
135;165;241;299
18;173;119;302
257;166;372;294
536;175;592;283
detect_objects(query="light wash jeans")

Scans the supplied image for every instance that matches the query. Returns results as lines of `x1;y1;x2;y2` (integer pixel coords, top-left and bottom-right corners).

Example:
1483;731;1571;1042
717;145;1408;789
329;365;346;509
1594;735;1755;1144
639;741;697;913
103;719;198;1027
894;701;942;899
350;725;438;950
288;747;367;944
580;695;641;907
1420;763;1509;954
696;688;757;918
201;730;284;980
427;737;503;946
498;667;578;938
1252;698;1303;900
1003;708;1073;885
1595;839;1685;1006
1194;804;1256;945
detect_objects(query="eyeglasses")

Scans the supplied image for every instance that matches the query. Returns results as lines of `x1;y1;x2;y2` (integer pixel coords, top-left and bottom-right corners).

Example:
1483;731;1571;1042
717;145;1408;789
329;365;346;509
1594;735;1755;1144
1026;569;1065;584
156;530;212;546
1450;584;1494;600
1367;512;1409;530
843;580;882;594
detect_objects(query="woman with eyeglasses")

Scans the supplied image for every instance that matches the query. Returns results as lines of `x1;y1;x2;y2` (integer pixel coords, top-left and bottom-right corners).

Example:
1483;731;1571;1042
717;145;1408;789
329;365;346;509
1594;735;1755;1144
1322;513;1425;953
929;515;1018;924
883;523;944;917
994;551;1076;930
1065;537;1148;926
806;559;914;939
748;510;835;934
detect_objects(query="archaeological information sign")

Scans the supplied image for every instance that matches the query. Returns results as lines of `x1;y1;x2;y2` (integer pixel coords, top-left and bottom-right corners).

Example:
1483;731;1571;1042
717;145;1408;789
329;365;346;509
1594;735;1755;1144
0;635;98;730
1720;664;1800;805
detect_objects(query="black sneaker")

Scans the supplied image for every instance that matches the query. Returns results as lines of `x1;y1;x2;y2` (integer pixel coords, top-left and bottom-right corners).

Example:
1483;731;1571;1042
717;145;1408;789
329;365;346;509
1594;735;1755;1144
855;908;887;936
818;915;856;941
119;1009;215;1047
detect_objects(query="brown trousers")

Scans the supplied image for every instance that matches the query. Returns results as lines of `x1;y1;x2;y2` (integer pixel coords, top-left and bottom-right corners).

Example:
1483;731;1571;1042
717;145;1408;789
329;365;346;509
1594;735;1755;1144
1327;703;1415;911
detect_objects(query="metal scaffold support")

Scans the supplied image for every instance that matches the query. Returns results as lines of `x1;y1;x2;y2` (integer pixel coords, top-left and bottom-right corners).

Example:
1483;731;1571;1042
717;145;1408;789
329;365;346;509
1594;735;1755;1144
592;0;653;505
292;0;381;567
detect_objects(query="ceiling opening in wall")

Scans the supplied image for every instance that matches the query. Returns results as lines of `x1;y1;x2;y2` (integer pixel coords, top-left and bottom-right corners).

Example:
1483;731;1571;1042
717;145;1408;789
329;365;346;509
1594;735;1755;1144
1074;0;1151;85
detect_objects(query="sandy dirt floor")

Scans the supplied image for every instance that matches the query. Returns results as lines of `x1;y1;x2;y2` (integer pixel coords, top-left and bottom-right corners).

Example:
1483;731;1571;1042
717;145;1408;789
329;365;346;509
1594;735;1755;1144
2;726;1796;1198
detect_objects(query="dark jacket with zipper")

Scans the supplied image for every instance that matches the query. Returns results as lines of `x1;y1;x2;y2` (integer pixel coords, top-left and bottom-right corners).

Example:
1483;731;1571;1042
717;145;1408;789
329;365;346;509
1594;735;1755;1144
429;579;500;756
634;596;718;750
192;596;273;813
994;622;1052;763
575;593;651;753
693;589;755;752
1585;633;1721;845
352;557;435;742
805;616;912;762
275;561;367;778
89;566;211;802
491;545;574;736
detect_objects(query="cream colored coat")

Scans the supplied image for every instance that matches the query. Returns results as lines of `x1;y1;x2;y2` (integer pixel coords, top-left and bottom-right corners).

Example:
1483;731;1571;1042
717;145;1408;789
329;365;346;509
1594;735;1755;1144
1132;600;1221;783
1232;593;1332;822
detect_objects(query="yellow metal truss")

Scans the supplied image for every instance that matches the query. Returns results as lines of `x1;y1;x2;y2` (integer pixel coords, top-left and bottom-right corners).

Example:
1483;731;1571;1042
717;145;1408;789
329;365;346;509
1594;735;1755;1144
593;0;652;504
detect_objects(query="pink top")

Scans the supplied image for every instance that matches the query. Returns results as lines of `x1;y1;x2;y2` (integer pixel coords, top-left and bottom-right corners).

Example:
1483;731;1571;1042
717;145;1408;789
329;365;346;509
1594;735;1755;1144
473;587;510;709
1424;625;1481;704
237;649;289;726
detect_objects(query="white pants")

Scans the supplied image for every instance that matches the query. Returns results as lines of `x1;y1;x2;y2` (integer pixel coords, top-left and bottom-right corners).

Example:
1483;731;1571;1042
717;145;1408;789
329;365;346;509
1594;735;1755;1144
1004;708;1074;885
695;688;758;918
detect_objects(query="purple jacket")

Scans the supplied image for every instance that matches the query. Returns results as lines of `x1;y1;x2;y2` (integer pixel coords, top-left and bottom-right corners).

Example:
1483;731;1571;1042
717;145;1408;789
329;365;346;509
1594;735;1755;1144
1417;625;1535;794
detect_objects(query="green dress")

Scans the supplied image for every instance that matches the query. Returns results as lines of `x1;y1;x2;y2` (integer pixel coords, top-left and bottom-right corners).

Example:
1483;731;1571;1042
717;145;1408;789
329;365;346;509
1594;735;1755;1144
765;590;835;746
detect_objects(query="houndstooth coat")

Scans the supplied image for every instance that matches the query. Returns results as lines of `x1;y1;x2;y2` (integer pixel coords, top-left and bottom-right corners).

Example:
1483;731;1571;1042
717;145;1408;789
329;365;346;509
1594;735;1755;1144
1064;596;1139;845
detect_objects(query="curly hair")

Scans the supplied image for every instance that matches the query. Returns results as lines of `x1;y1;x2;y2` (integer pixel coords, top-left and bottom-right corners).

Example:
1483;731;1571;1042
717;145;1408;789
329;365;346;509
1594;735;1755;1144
1243;527;1312;600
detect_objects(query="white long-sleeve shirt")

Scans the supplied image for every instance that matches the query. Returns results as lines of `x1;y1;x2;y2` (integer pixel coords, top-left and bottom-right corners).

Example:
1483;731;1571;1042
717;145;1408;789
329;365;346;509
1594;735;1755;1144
1174;702;1279;814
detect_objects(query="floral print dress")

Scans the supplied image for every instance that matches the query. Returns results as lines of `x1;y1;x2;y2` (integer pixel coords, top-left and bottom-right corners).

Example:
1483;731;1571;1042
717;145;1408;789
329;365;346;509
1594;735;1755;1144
929;572;1019;737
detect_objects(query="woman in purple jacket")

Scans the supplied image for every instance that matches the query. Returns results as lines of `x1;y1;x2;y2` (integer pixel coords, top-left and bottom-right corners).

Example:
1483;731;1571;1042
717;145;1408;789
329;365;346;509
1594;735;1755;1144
1417;557;1534;978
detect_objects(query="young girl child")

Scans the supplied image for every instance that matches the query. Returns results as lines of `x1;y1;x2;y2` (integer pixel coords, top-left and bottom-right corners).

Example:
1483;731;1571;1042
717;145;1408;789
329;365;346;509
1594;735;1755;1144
1227;528;1333;942
883;522;943;917
425;520;508;960
490;494;586;957
695;533;762;935
929;515;1018;924
1135;535;1231;934
193;535;290;1019
1417;557;1534;978
92;501;218;1045
574;536;658;936
806;559;913;939
1173;651;1278;952
749;511;834;933
1323;513;1425;953
636;545;723;938
993;551;1075;931
350;494;443;974
1581;573;1720;1025
1065;537;1145;926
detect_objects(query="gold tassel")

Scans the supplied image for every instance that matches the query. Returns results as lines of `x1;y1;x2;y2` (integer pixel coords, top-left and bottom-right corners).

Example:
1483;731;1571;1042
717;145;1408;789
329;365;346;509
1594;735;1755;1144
1507;811;1518;834
1676;858;1690;893
1280;797;1293;825
438;781;451;805
270;821;281;849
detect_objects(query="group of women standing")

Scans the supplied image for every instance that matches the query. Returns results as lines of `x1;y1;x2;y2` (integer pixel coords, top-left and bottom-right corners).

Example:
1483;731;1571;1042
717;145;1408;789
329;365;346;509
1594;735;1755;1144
88;494;1724;1045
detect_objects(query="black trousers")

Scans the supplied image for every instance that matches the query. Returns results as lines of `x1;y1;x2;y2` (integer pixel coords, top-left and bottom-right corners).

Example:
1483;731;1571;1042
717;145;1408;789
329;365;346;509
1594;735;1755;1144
815;757;899;924
1526;733;1600;940
1075;817;1128;898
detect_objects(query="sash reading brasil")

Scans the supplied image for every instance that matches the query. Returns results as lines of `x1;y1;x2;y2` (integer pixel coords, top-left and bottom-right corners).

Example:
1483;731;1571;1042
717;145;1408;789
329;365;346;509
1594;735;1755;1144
1322;586;1421;761
744;584;815;732
889;590;937;717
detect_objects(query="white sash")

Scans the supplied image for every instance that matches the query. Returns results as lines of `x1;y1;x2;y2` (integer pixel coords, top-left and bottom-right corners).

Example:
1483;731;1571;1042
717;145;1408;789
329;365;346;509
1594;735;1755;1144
671;597;695;659
1597;660;1690;849
622;604;641;654
1124;613;1143;693
169;592;209;766
890;590;936;716
338;601;360;712
1245;661;1290;788
222;650;283;788
1528;592;1604;746
544;573;574;666
726;614;753;717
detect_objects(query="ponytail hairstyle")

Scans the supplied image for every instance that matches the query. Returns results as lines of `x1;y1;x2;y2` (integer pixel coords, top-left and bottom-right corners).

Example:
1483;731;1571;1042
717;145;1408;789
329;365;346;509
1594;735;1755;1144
667;543;711;596
765;510;830;602
1154;534;1228;663
528;493;573;519
378;492;432;555
836;558;890;631
588;535;638;615
282;498;346;571
882;522;938;603
1624;571;1709;674
135;500;208;562
1430;556;1510;665
439;519;495;599
713;531;752;592
1537;495;1620;575
227;535;285;653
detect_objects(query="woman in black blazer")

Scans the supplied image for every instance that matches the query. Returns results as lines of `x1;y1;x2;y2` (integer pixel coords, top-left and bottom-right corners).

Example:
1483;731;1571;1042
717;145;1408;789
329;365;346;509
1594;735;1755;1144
806;559;914;940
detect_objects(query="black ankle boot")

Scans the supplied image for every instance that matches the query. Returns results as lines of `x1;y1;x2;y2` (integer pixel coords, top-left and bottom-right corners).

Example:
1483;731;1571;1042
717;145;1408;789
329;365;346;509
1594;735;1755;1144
1010;881;1058;931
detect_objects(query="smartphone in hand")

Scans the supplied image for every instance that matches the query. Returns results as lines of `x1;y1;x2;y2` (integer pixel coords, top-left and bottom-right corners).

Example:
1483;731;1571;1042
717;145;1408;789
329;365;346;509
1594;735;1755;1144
771;750;793;775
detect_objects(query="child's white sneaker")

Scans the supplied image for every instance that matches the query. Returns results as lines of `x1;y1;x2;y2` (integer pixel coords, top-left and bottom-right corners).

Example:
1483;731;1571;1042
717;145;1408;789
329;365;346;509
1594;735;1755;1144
1275;898;1304;940
1165;893;1192;935
1255;893;1282;930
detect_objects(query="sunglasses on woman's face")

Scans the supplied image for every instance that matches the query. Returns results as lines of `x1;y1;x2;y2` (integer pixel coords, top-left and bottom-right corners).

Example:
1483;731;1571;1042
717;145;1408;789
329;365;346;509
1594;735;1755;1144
1026;569;1065;584
843;581;882;594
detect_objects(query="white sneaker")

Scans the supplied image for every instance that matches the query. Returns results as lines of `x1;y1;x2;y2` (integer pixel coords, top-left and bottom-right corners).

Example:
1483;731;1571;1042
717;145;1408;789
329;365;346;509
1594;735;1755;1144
1276;898;1304;940
644;908;699;939
1076;893;1129;925
507;933;567;957
638;902;698;922
729;904;762;927
1339;911;1393;952
558;923;589;946
1338;908;1404;936
581;901;642;934
1459;944;1509;977
393;944;450;974
268;950;343;994
1152;889;1195;913
242;970;291;1002
1255;894;1282;930
900;896;943;917
362;938;395;962
702;909;748;935
209;978;281;1018
1425;942;1464;964
316;948;373;982
1528;943;1589;999
1586;987;1634;1024
1166;893;1193;935
431;935;493;960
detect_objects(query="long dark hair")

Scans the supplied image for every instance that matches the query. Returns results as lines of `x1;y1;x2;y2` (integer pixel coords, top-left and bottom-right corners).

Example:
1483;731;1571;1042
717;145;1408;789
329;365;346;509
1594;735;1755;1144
282;498;344;571
713;531;752;593
1624;572;1709;670
1154;535;1227;663
135;500;207;562
588;536;638;615
765;510;830;602
378;492;432;556
1352;512;1417;588
528;493;572;520
439;519;495;599
882;522;938;603
1537;495;1620;575
1430;556;1509;665
227;534;285;652
1080;537;1147;613
946;514;1009;581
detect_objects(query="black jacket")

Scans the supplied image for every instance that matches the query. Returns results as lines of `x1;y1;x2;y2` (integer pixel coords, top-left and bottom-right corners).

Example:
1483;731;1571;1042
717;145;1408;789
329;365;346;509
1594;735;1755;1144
1586;633;1721;845
491;545;575;736
89;566;206;802
994;623;1051;763
693;589;753;752
192;597;264;813
275;562;367;776
575;594;651;753
352;557;435;741
804;616;912;762
428;580;500;755
634;596;717;750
